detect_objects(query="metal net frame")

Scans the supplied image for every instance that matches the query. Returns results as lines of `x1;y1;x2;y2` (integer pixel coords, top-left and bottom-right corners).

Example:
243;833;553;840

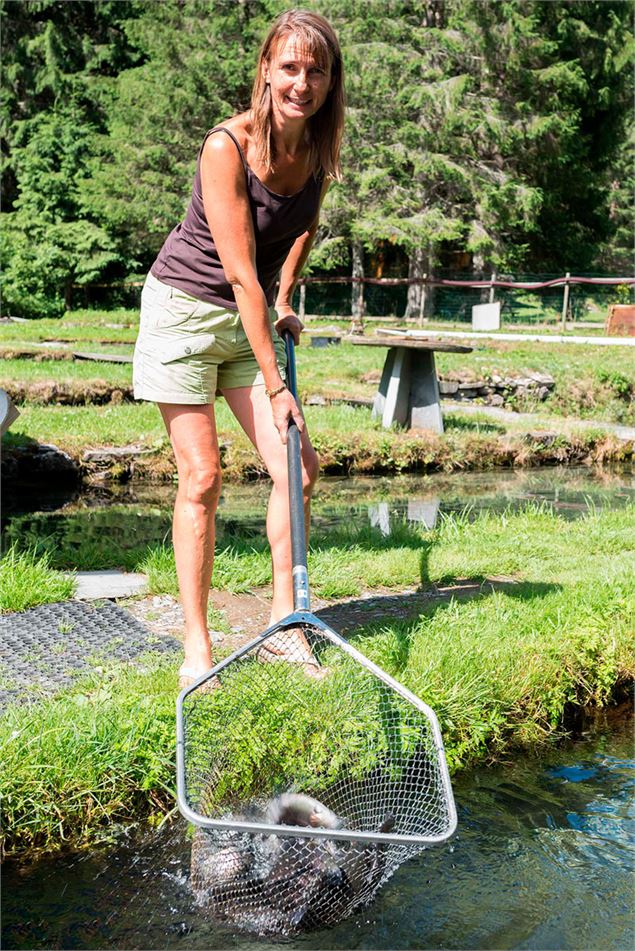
175;334;456;935
177;617;456;935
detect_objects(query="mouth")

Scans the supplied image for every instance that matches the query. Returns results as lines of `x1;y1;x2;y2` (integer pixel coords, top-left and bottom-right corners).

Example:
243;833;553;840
285;95;311;106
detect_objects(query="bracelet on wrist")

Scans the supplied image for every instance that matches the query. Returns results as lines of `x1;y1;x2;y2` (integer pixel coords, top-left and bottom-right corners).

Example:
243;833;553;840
265;383;287;400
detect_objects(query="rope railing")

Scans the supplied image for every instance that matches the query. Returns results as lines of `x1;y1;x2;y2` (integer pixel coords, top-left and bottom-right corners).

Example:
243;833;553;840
74;274;635;290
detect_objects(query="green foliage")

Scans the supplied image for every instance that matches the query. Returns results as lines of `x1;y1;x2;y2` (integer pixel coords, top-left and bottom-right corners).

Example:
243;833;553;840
0;545;75;612
0;659;177;854
3;0;632;312
1;211;121;319
596;367;633;400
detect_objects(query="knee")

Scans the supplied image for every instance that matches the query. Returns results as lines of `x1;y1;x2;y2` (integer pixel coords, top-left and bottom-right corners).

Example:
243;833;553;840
180;461;222;509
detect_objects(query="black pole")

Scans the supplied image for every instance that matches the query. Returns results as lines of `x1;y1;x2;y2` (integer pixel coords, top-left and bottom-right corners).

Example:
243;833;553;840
283;331;310;611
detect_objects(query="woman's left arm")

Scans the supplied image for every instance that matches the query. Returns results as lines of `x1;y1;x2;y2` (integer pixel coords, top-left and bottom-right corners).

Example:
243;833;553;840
274;179;331;343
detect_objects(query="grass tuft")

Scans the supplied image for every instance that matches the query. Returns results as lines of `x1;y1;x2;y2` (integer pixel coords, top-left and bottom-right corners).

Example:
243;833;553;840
0;546;75;613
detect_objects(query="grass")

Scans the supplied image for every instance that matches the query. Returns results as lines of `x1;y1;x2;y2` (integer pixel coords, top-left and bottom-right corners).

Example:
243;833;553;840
139;521;425;599
0;358;133;385
0;547;76;612
1;503;633;857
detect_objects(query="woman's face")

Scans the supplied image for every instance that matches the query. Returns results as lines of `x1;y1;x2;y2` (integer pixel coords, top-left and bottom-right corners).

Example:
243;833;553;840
264;35;333;123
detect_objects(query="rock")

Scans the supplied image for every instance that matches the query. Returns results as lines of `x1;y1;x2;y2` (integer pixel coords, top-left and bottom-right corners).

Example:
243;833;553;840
537;386;550;401
305;395;327;406
489;394;505;406
438;380;459;395
528;372;555;387
82;446;153;464
1;440;80;487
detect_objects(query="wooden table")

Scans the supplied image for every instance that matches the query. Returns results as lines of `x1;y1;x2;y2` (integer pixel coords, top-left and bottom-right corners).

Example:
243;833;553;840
350;335;473;433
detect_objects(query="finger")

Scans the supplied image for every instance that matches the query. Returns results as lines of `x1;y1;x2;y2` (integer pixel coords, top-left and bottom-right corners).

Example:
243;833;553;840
292;407;305;432
276;417;289;445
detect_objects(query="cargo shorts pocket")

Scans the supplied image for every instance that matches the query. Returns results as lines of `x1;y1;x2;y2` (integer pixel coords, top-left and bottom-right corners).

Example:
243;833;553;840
159;335;216;364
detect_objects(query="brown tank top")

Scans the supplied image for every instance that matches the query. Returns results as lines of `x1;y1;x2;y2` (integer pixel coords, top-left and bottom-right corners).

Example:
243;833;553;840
151;127;323;310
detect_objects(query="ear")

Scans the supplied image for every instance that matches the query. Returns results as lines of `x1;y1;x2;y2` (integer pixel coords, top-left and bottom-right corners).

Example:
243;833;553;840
262;60;271;84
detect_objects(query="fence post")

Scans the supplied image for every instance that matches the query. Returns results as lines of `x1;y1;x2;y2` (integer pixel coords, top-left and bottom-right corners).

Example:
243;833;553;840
488;272;496;304
298;283;306;321
418;273;428;327
561;272;571;330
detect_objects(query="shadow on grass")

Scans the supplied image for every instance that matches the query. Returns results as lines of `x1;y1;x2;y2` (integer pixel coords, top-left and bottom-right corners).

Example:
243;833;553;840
317;578;562;671
444;413;507;434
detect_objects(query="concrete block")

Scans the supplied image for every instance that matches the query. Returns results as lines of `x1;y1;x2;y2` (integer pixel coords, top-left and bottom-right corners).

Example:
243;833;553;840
73;570;149;601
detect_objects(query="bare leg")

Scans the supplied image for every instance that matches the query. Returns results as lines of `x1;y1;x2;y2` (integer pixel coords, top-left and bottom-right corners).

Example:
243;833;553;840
158;403;222;674
222;384;319;626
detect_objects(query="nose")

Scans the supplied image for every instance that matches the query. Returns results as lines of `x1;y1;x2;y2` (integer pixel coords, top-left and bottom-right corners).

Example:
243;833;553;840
294;69;309;91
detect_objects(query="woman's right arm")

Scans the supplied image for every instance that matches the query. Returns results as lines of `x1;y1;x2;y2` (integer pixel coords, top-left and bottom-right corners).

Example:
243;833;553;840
200;132;303;442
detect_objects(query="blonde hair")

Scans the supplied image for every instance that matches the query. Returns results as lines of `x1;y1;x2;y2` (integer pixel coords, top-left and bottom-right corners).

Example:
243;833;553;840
250;9;345;181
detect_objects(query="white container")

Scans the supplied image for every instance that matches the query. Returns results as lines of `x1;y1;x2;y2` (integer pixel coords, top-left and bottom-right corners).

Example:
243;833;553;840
472;302;501;331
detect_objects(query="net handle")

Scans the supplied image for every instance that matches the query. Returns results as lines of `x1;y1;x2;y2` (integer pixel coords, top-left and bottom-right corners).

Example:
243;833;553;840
283;330;310;611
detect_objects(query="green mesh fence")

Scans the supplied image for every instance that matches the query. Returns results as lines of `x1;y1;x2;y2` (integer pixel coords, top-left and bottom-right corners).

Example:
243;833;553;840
297;273;633;324
74;273;632;325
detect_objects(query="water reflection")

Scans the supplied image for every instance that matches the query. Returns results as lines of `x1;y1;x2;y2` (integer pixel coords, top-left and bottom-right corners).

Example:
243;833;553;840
3;467;634;568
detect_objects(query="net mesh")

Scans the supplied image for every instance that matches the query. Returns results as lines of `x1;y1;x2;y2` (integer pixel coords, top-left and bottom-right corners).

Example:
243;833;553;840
181;623;454;935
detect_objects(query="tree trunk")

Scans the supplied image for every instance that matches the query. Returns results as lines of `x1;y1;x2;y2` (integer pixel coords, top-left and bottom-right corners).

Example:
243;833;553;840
404;246;435;321
422;1;445;28
404;246;425;320
64;280;73;312
350;240;365;334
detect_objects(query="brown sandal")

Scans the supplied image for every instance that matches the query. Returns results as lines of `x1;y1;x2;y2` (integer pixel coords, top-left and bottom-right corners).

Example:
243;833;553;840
257;634;328;680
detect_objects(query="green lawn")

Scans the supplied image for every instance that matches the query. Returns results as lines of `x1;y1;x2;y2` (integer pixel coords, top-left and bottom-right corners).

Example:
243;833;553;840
2;309;633;426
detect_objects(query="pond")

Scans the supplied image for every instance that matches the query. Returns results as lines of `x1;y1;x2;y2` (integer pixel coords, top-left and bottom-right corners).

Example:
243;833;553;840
3;466;634;568
3;718;632;950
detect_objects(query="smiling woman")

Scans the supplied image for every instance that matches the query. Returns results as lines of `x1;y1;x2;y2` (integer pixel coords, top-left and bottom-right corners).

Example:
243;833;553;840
131;10;345;688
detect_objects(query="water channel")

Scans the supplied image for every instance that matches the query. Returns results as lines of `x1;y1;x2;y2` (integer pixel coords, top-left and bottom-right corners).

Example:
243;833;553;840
3;466;633;948
3;719;633;950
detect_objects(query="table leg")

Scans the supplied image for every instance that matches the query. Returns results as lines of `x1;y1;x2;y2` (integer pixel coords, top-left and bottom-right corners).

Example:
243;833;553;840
409;350;444;433
371;347;411;428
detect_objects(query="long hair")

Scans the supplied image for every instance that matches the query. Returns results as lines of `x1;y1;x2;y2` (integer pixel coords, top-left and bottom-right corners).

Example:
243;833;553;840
250;9;345;181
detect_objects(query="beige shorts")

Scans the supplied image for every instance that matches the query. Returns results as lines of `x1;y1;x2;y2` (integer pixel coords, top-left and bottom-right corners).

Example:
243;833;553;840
133;272;287;404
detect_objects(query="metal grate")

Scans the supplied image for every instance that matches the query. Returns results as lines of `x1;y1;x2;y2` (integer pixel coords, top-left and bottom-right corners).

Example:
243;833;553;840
179;618;456;935
0;600;179;705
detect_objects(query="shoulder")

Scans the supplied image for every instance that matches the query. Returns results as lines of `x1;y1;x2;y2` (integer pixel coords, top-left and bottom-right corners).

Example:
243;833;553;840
203;113;251;157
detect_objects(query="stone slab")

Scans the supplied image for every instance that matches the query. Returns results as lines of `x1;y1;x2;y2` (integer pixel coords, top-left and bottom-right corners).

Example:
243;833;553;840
0;600;179;705
73;351;133;363
73;570;149;600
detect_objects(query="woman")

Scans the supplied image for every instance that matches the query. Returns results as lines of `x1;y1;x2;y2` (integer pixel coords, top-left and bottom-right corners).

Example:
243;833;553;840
133;10;345;687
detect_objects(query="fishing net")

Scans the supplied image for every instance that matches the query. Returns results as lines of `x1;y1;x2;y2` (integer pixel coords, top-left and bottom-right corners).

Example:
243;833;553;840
177;619;456;936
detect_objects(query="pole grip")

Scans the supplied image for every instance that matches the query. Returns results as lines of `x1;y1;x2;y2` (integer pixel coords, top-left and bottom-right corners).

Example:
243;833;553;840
283;331;310;611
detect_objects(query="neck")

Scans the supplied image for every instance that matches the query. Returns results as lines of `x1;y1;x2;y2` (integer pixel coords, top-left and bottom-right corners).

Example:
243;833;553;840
269;109;308;158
